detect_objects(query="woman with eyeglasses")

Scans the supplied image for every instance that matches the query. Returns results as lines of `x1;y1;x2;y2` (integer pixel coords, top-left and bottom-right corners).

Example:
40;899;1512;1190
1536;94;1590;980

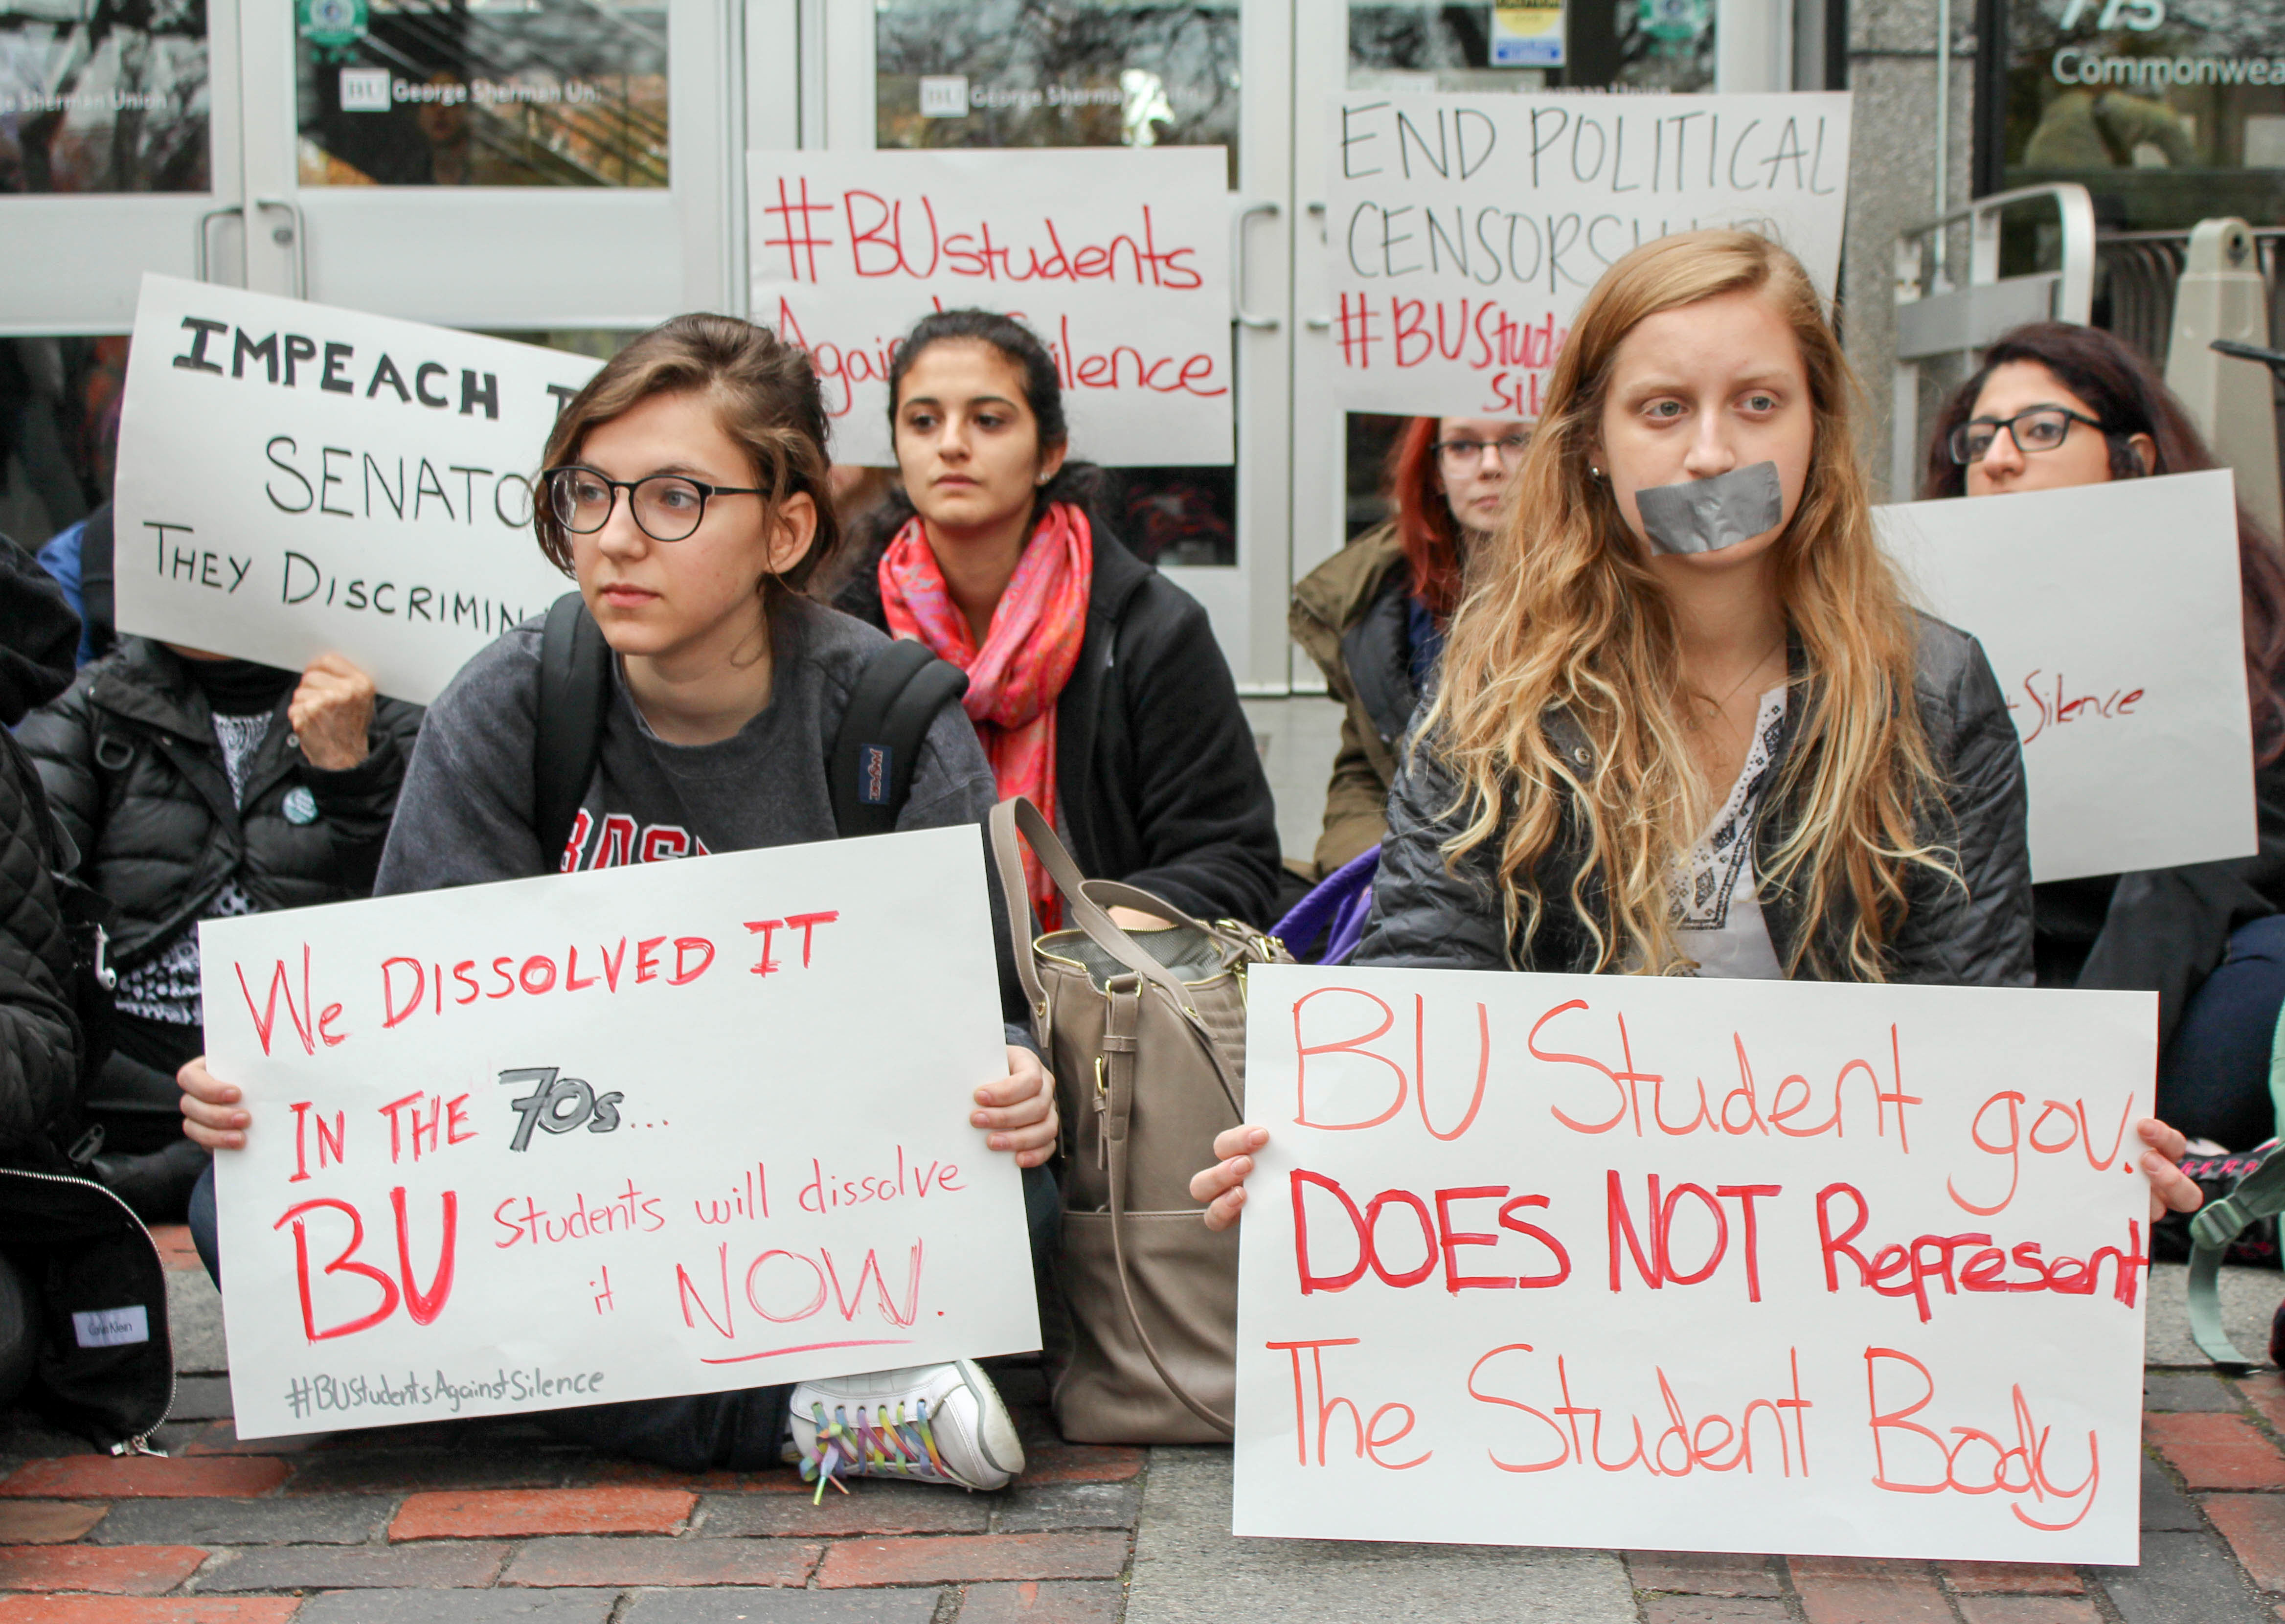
837;309;1282;932
1925;321;2285;1152
1289;415;1528;878
173;315;1057;1489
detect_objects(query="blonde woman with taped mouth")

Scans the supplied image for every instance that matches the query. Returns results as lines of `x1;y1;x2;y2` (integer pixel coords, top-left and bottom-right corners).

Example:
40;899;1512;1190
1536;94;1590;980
1190;228;2206;1231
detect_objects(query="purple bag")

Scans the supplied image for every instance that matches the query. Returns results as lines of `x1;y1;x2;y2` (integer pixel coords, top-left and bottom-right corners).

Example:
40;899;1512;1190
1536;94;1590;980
1273;846;1380;965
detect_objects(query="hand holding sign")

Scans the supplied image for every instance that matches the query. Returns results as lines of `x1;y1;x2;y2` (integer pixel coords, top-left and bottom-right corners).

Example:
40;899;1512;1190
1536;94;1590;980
286;654;379;771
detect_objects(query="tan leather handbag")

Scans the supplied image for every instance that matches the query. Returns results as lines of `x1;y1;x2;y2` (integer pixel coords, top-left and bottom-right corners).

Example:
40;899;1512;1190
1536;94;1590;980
989;797;1290;1443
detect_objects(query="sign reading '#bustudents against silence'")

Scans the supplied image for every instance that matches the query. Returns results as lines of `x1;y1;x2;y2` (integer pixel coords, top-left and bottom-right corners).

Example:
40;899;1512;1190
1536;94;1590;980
1233;965;2153;1563
748;148;1233;467
203;828;1039;1441
1326;92;1852;418
114;274;598;706
1878;469;2257;883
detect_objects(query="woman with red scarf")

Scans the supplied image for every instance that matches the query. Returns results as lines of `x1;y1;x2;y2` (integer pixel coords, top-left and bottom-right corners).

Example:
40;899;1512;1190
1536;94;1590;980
839;310;1281;933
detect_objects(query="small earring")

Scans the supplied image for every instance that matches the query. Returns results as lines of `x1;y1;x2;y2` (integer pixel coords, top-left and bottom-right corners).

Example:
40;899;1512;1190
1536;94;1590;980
1037;473;1050;487
1589;465;1603;480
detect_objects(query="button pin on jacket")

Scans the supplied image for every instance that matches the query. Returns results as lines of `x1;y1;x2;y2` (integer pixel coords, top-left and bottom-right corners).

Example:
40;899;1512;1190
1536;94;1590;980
282;786;319;825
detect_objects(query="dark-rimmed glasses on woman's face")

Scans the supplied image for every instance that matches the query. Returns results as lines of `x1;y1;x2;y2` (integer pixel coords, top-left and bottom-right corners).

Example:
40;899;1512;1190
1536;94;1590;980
543;466;767;544
1947;406;2104;466
1433;433;1530;469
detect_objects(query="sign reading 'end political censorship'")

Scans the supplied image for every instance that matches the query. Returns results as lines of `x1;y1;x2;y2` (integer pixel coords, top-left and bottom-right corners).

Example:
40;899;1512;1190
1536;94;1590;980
115;274;598;705
203;828;1039;1441
1879;470;2258;883
1233;965;2152;1564
1327;92;1851;418
749;148;1232;467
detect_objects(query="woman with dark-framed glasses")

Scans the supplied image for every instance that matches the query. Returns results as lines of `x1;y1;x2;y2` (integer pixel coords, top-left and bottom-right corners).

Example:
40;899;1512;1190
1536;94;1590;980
173;314;1059;1489
1925;320;2285;1152
1288;414;1530;877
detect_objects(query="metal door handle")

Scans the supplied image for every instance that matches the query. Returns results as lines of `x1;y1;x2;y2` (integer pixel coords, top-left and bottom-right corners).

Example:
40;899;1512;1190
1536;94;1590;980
1303;203;1330;330
195;204;245;283
1231;200;1280;331
253;197;309;299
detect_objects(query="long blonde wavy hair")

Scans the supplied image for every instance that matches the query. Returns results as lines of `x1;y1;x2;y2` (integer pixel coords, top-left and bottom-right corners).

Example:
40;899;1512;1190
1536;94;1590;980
1423;229;1950;980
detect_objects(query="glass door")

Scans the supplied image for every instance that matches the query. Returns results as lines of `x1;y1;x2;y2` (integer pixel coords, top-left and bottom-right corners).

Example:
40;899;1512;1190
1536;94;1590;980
824;0;1294;689
1;0;246;332
232;0;733;328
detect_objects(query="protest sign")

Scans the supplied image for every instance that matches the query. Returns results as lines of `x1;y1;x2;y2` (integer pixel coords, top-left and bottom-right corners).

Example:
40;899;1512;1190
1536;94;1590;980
748;148;1232;466
114;274;598;706
1325;92;1851;417
1879;469;2257;883
1233;964;2152;1563
203;828;1039;1441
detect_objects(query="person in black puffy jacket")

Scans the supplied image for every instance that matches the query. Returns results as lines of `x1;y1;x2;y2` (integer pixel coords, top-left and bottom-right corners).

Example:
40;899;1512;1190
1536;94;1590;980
0;540;90;1405
15;635;420;1216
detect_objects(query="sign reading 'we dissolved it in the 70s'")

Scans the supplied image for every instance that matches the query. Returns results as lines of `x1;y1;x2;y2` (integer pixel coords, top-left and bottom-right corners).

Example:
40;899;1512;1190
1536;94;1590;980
748;147;1232;467
114;274;598;706
1326;92;1852;418
1234;965;2154;1565
202;828;1040;1442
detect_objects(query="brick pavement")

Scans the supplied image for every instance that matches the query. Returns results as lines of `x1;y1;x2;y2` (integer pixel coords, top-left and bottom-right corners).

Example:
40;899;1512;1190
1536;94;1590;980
8;1230;2285;1620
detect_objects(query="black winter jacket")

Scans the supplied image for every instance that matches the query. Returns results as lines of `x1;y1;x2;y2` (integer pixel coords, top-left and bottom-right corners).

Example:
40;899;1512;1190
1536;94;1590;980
1356;613;2036;985
839;526;1284;928
2054;741;2285;1052
16;640;424;972
0;547;83;1157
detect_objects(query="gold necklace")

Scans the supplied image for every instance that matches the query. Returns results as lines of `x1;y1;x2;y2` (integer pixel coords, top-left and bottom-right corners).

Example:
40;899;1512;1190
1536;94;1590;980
1683;637;1785;733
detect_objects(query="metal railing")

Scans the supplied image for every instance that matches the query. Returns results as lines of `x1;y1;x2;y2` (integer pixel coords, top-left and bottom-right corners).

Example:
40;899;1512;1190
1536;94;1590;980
1890;183;2097;498
2100;227;2285;371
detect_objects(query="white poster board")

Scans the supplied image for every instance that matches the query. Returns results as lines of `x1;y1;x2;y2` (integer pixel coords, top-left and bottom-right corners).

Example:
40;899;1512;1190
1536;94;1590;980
748;148;1233;467
1879;470;2257;883
1234;964;2152;1564
114;274;598;706
1325;92;1851;417
204;828;1039;1441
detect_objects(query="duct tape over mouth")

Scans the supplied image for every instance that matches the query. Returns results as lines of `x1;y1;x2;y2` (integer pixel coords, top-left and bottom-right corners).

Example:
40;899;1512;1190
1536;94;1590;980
1632;461;1785;555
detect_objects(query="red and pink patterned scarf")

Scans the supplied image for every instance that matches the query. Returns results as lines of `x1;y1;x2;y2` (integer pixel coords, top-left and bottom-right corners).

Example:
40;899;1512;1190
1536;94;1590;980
879;500;1093;928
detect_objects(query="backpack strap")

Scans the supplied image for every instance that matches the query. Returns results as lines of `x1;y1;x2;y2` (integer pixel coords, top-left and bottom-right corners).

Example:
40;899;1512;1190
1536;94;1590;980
829;640;969;837
534;591;610;871
2187;1001;2285;1367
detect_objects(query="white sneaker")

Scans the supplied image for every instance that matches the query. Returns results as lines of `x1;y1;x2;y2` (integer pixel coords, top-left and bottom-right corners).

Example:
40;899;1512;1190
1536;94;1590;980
784;1360;1025;1497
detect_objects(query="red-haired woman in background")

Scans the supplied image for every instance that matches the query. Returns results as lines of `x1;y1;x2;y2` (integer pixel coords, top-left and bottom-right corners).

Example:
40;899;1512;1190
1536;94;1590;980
1289;414;1528;876
1925;321;2285;1150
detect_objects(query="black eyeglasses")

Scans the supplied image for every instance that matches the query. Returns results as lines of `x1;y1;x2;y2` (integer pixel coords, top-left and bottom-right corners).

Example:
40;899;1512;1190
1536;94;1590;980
542;465;767;543
1434;433;1530;467
1947;406;2105;466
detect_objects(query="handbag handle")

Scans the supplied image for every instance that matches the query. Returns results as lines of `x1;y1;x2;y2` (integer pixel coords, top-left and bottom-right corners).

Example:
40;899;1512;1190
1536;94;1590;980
989;797;1225;1029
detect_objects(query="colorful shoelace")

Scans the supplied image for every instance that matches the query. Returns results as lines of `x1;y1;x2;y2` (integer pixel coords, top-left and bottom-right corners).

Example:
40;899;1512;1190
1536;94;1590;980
798;1398;952;1503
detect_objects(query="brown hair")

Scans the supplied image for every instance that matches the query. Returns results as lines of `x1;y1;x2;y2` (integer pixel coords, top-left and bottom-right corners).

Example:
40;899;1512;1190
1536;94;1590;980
1924;320;2285;763
534;314;843;600
1426;229;1948;980
1386;418;1469;620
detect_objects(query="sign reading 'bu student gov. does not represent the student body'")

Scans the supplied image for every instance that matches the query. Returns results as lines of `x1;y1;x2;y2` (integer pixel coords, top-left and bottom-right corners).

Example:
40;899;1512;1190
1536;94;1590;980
1326;92;1852;419
114;274;599;706
1233;965;2153;1564
203;828;1040;1442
